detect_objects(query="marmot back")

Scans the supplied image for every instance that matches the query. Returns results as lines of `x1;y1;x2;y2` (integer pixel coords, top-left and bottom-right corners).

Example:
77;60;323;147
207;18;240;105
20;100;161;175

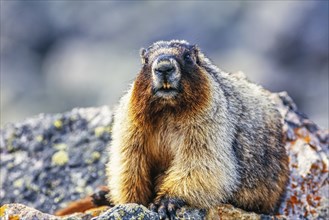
106;40;289;219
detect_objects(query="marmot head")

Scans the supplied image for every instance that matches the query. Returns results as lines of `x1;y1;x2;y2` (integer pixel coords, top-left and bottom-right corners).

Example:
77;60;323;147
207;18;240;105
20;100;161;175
131;40;211;123
140;40;201;100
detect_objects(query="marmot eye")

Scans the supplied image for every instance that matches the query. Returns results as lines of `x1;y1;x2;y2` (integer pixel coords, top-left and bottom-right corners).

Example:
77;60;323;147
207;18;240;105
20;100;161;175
183;53;193;63
143;57;149;65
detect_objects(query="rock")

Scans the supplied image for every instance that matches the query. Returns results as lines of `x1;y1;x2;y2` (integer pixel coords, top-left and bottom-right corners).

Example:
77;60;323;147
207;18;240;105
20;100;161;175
273;92;329;220
0;106;113;214
0;203;109;220
217;204;266;220
96;204;159;220
0;92;328;219
0;203;62;220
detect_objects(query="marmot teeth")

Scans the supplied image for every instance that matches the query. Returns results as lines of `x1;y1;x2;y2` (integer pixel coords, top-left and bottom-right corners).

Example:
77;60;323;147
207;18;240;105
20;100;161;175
163;83;171;89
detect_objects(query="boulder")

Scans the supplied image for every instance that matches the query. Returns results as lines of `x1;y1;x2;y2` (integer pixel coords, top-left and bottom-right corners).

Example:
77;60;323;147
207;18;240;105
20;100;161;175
0;92;328;219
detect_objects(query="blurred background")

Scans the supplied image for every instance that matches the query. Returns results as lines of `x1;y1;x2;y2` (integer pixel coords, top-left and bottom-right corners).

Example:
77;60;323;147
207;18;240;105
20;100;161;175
1;1;328;128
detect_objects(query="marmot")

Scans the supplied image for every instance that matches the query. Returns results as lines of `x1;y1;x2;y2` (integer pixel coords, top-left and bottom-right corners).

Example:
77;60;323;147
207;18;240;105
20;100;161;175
106;40;289;218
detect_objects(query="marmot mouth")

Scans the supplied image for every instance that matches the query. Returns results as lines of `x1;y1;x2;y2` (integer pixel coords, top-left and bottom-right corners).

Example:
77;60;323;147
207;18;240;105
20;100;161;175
157;88;178;92
154;87;179;98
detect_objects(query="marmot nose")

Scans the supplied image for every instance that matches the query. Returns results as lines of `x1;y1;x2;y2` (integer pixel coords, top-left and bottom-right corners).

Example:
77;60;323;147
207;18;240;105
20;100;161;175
155;63;175;75
154;58;176;76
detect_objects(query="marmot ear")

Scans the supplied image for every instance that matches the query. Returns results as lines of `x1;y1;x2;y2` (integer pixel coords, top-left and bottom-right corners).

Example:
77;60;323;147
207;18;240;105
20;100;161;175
140;48;148;64
192;45;201;65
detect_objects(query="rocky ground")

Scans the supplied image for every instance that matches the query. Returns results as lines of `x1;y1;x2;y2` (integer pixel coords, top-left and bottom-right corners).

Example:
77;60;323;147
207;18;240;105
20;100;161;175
0;92;328;220
0;106;112;213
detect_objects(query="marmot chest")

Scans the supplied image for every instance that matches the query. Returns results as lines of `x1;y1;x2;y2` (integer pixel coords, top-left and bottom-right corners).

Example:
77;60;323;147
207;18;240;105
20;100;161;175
147;125;181;173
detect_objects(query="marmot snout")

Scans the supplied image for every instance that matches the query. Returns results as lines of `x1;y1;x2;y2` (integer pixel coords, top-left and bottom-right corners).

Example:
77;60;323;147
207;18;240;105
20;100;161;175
151;55;181;99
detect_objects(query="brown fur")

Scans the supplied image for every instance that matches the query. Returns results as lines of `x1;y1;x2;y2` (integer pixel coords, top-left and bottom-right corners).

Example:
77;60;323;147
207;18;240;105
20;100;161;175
130;61;211;128
55;197;95;216
106;40;289;215
55;186;111;216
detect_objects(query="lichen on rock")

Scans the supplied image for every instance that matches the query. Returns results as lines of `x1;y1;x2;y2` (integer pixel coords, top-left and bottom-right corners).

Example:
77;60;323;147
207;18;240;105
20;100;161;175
0;106;113;214
52;150;70;166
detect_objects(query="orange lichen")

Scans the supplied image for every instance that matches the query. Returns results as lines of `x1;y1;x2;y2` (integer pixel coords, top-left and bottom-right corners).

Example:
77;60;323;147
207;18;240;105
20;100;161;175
279;105;328;219
0;205;7;217
84;206;109;217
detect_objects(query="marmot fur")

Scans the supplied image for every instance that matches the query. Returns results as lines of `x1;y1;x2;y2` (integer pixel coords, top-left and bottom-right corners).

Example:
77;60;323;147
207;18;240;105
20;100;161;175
106;40;289;217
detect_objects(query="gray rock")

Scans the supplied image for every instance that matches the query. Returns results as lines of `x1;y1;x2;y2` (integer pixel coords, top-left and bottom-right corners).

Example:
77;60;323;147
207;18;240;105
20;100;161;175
0;203;62;220
94;204;160;220
0;106;113;214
